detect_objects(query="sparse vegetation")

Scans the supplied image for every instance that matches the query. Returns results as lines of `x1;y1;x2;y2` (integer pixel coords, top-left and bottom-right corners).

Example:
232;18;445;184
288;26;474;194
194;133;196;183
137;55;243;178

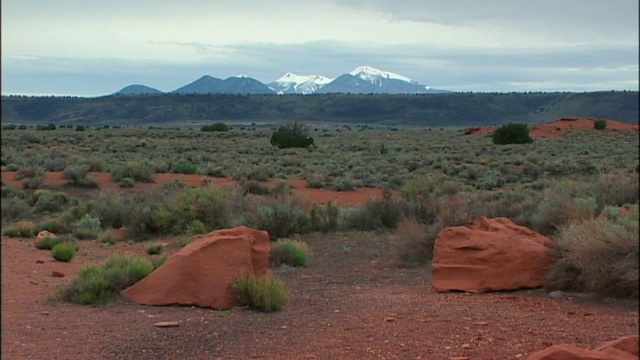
271;239;310;267
232;275;288;312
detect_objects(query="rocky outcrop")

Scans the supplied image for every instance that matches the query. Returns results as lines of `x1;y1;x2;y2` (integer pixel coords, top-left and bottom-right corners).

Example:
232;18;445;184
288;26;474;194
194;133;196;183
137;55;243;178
122;226;271;310
526;335;639;360
34;230;57;248
431;216;552;292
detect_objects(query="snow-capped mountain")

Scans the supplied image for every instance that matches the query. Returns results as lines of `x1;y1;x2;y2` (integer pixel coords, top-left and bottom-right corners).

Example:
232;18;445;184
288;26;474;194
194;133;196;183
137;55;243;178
268;73;334;95
318;65;446;94
109;65;450;96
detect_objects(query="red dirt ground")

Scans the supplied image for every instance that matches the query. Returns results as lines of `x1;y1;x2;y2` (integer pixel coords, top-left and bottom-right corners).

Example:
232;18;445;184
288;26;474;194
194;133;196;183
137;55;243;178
467;118;640;139
0;172;385;208
2;232;638;360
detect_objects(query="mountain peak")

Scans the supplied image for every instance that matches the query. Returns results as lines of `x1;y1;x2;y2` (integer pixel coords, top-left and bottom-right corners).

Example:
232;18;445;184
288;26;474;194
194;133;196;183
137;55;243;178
349;65;415;84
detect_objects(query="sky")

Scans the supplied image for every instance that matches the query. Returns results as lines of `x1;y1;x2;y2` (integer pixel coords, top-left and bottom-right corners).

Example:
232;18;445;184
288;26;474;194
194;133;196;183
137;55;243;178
2;0;638;96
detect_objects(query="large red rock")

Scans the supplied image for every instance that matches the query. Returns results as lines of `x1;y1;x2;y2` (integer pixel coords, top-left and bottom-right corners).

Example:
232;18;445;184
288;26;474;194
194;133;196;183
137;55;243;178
526;335;639;360
431;216;552;292
122;226;271;310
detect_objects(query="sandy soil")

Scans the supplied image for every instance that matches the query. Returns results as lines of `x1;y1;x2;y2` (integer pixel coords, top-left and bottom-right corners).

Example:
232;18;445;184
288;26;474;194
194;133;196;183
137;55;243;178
2;232;638;360
467;117;640;139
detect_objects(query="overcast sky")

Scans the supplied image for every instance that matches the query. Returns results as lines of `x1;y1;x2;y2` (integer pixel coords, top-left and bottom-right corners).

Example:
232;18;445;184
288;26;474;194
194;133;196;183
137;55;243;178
2;0;638;96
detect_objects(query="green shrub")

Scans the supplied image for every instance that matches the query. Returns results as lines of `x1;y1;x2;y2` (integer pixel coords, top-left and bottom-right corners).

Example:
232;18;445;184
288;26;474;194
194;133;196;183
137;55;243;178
3;220;37;237
51;242;78;262
271;239;310;267
112;162;155;183
172;162;199;175
33;190;70;213
345;190;402;230
492;123;534;145
63;165;99;188
270;121;315;149
593;120;607;130
73;214;102;239
1;197;31;221
118;177;136;187
146;243;164;255
251;204;309;239
175;187;234;231
177;237;192;247
1;185;26;199
201;123;229;132
232;275;287;312
75;125;86;131
151;256;168;269
546;206;639;299
35;236;61;250
186;219;208;235
22;175;45;189
55;255;155;305
309;202;340;232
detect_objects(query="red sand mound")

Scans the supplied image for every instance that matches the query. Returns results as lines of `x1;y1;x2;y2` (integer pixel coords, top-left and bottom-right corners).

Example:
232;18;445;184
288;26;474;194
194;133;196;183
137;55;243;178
466;118;640;140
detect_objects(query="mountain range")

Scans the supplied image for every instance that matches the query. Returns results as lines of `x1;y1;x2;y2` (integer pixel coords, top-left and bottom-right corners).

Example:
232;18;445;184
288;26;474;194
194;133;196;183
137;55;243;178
112;66;451;96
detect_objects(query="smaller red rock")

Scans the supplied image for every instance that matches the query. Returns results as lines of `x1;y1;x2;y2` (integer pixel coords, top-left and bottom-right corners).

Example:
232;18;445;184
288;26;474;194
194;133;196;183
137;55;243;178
153;321;179;328
51;271;65;278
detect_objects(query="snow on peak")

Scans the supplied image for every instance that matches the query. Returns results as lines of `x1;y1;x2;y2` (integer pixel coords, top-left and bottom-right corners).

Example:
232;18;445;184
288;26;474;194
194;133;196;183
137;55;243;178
276;72;332;85
233;74;250;78
349;65;415;84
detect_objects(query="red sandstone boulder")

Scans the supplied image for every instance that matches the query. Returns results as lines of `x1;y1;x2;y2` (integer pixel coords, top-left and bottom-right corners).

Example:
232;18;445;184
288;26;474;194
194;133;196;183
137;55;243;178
122;226;271;310
34;230;57;248
431;216;552;292
526;335;639;360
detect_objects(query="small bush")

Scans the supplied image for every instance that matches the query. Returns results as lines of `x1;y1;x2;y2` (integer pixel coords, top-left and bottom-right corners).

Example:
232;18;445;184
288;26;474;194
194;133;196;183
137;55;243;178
232;275;287;312
309;202;340;232
270;121;315;149
112;162;155;183
1;197;31;221
35;236;61;250
593;120;607;130
63;165;99;188
186;219;208;235
118;177;136;188
390;219;443;267
177;237;192;247
33;190;70;213
151;256;168;269
3;220;37;237
251;204;309;240
546;207;639;299
146;243;164;255
272;239;310;267
73;214;102;239
37;218;72;234
172;162;199;175
492;123;534;145
51;242;78;262
201;123;229;132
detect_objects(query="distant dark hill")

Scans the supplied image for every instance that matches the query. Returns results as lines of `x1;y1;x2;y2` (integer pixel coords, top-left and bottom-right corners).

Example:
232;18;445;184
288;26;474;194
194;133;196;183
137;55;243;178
113;84;163;95
172;75;275;95
1;91;638;127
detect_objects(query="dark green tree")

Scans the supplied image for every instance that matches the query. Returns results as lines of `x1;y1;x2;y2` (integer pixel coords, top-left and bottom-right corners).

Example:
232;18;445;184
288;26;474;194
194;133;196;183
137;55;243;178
492;123;534;145
270;121;315;149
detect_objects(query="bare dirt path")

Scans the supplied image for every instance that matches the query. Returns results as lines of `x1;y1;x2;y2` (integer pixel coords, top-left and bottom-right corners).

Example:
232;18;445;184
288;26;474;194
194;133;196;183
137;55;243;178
2;232;638;360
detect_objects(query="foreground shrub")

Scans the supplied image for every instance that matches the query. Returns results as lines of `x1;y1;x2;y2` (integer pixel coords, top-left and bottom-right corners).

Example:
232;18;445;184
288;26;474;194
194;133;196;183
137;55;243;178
55;255;154;305
492;123;534;145
51;242;78;262
35;236;61;250
272;239;310;267
593;119;607;130
112;162;155;184
270;121;315;149
3;220;37;237
73;214;102;239
546;206;639;299
232;275;287;312
390;218;444;267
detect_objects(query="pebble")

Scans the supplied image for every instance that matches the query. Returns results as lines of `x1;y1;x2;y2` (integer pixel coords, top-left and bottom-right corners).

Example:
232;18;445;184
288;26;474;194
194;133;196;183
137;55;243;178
154;321;180;328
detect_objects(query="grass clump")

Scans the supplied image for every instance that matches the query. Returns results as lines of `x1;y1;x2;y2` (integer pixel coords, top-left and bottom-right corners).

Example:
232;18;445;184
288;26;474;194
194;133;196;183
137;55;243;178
272;239;310;267
3;220;37;238
232;275;287;312
35;236;61;250
51;242;78;262
146;243;165;255
55;255;155;305
546;205;639;299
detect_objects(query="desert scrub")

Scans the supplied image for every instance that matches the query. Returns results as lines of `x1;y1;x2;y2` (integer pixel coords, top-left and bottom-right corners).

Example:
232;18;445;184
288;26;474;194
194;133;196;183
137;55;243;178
32;190;71;213
390;218;443;267
51;242;78;262
232;275;287;312
35;236;61;250
54;255;155;305
546;205;639;299
146;243;165;255
271;239;310;267
492;123;533;145
3;220;37;237
63;165;99;188
112;162;155;184
1;197;31;222
309;202;340;232
73;214;102;239
174;187;235;231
